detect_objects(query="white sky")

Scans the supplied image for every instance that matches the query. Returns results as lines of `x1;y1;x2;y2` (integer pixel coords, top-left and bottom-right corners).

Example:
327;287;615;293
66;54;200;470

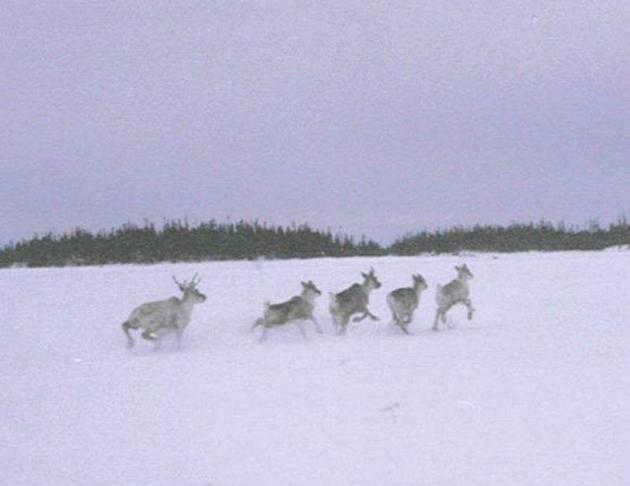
1;1;629;243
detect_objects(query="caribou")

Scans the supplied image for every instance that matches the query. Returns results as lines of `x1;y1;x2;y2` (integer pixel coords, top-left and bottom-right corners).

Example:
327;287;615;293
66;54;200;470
122;274;206;348
329;268;382;335
433;264;475;330
252;280;323;342
386;274;428;334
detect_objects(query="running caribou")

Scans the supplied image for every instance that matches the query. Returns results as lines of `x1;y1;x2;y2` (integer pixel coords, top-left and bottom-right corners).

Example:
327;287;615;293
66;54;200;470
433;264;475;330
252;280;323;341
122;274;207;348
329;268;382;335
386;274;428;334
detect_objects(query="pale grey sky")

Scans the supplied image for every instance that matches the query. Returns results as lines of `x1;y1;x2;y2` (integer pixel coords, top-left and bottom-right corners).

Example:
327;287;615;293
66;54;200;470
1;1;628;244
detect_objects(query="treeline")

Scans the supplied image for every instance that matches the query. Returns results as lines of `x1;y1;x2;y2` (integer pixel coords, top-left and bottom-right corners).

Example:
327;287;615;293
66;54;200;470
390;218;630;255
1;218;629;268
0;220;383;268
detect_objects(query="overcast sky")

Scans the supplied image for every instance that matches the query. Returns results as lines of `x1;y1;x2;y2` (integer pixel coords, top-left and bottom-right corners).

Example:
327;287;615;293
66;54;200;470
1;1;628;244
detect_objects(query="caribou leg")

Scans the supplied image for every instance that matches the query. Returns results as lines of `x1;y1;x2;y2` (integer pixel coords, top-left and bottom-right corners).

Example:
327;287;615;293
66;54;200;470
310;316;323;333
464;299;475;320
432;309;442;331
122;321;136;348
297;321;307;339
338;315;350;335
352;309;380;322
251;318;264;332
353;308;381;322
258;326;269;343
141;331;158;343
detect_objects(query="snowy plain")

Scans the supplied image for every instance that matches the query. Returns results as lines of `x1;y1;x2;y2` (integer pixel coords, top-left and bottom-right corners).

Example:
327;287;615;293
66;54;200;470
2;251;629;486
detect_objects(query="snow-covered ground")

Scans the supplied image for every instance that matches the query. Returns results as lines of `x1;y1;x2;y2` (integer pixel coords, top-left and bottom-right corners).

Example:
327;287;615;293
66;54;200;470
2;251;629;486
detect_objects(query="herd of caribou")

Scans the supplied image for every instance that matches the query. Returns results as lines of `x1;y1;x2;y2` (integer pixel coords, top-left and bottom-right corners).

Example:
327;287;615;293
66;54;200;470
122;264;475;347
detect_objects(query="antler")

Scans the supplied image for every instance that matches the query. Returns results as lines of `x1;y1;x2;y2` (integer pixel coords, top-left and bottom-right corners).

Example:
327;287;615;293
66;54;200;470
172;275;185;290
174;273;202;291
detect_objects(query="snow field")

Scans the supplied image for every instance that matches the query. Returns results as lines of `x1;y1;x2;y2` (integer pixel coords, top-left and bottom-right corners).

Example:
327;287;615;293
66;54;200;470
1;251;629;485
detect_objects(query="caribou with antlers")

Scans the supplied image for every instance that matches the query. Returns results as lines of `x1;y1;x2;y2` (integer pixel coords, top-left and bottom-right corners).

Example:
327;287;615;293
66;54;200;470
122;274;206;348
